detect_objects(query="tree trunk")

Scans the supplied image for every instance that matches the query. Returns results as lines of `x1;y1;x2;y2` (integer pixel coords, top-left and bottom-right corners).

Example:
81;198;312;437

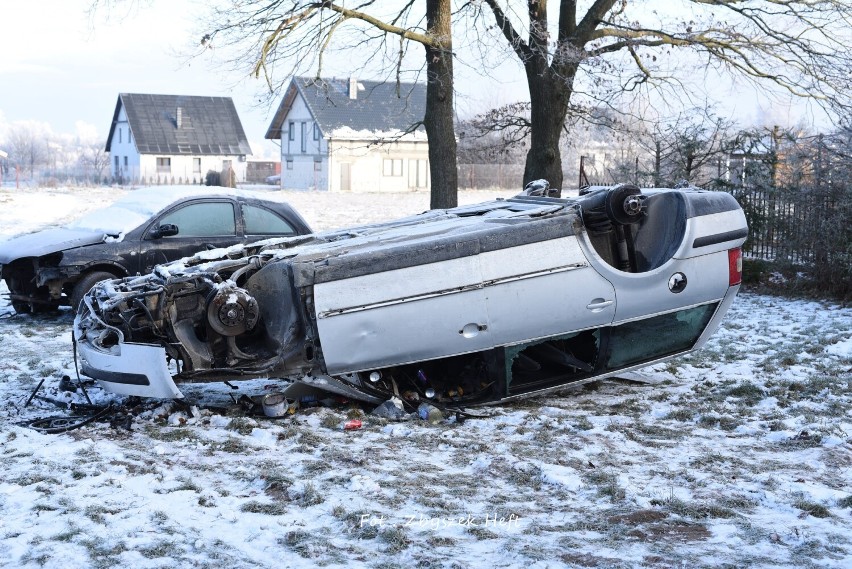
424;0;458;210
523;67;574;191
654;141;662;187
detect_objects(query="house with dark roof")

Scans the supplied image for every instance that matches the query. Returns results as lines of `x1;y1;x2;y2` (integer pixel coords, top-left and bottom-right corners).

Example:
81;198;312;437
106;93;252;184
266;77;428;191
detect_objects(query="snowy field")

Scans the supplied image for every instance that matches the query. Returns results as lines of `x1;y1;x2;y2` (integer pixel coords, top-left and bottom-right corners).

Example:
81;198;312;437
0;186;851;569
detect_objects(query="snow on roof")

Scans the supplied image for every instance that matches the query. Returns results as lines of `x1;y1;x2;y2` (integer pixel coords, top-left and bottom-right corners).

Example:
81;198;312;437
328;126;428;142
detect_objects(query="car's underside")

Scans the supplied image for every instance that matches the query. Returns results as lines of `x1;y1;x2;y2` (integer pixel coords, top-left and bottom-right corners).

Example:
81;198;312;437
74;184;747;407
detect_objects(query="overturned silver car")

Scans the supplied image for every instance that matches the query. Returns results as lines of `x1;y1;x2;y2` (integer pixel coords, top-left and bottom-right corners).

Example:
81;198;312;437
74;184;747;406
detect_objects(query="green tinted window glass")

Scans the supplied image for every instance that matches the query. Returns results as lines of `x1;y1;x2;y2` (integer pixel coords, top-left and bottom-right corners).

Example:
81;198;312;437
606;303;718;370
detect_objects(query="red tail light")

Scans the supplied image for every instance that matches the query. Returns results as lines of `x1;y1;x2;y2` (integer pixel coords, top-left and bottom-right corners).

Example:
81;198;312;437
728;248;742;286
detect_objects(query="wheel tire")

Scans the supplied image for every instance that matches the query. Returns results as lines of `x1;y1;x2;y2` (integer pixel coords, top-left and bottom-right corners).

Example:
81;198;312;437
11;300;31;314
6;276;52;314
70;271;117;312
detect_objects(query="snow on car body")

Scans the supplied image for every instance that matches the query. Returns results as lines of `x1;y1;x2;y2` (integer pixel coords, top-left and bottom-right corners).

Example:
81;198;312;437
73;184;747;405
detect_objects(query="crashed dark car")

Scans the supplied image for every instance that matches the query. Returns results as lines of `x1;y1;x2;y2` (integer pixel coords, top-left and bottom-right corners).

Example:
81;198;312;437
73;183;747;406
0;186;311;313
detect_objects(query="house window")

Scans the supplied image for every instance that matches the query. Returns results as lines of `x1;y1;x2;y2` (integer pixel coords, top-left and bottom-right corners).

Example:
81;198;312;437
286;159;293;170
383;158;402;177
288;121;295;142
193;158;201;173
314;159;322;172
408;159;428;188
128;130;132;145
118;128;122;144
156;157;171;174
114;156;119;172
301;122;307;153
313;123;320;141
123;156;128;169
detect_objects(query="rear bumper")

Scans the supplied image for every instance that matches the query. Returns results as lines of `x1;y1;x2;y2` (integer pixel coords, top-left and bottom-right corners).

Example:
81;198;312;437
76;340;184;399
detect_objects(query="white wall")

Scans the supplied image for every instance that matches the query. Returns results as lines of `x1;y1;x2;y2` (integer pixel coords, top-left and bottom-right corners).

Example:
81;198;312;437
279;93;328;190
329;139;429;193
135;155;248;185
276;91;430;192
109;105;140;180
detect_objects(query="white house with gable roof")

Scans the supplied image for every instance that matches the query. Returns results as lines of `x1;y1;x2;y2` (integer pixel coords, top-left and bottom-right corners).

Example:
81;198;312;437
265;77;429;192
106;93;252;185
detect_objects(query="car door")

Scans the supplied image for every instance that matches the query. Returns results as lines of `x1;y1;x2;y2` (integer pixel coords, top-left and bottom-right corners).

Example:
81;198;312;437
143;200;239;271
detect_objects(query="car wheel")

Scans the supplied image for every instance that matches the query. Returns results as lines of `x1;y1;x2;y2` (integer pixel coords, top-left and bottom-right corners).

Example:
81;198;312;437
71;271;117;312
6;277;57;314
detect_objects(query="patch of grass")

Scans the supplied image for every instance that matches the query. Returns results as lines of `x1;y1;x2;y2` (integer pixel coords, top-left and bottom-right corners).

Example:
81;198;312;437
208;437;250;454
261;470;293;500
717;416;740;432
572;416;594;431
84;504;124;524
240;500;289;516
9;473;60;487
226;417;257;435
277;529;325;558
427;535;457;547
632;423;686;440
296;482;325;507
379;526;411;553
793;499;831;518
466;526;499;540
321;414;341;429
586;471;626;502
664;497;738;520
149;427;198;443
298;429;327;447
780;431;823;449
665;408;696;422
724;381;766;405
138;540;181;559
52;525;84;543
303;460;333;475
506;463;543;490
837;496;852;509
172;477;202;493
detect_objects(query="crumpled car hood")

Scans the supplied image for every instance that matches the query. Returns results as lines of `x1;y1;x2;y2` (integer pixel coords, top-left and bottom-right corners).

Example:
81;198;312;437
0;228;110;263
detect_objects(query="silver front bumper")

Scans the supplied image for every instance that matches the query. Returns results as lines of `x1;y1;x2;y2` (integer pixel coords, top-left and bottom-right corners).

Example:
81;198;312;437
75;338;184;399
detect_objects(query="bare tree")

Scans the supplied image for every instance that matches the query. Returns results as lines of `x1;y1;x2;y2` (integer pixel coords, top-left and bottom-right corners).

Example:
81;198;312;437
474;1;852;190
665;111;735;186
78;142;110;184
6;123;47;179
192;1;458;208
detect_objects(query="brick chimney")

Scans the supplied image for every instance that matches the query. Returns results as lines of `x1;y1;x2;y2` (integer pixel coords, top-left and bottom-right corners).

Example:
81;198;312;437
348;77;358;100
176;107;183;128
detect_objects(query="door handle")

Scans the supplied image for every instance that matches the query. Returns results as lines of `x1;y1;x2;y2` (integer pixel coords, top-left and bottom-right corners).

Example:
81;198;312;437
586;299;614;312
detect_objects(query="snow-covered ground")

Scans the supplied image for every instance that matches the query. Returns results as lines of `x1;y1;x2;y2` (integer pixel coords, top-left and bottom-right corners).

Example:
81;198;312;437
0;186;851;568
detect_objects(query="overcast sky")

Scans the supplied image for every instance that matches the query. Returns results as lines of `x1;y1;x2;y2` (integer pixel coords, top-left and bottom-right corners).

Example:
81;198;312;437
0;0;829;159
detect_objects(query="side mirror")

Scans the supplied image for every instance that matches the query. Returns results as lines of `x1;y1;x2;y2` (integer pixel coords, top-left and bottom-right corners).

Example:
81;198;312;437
151;223;179;239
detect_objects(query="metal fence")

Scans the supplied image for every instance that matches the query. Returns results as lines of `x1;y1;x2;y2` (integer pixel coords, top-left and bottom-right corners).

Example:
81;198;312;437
730;183;851;297
457;163;526;190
